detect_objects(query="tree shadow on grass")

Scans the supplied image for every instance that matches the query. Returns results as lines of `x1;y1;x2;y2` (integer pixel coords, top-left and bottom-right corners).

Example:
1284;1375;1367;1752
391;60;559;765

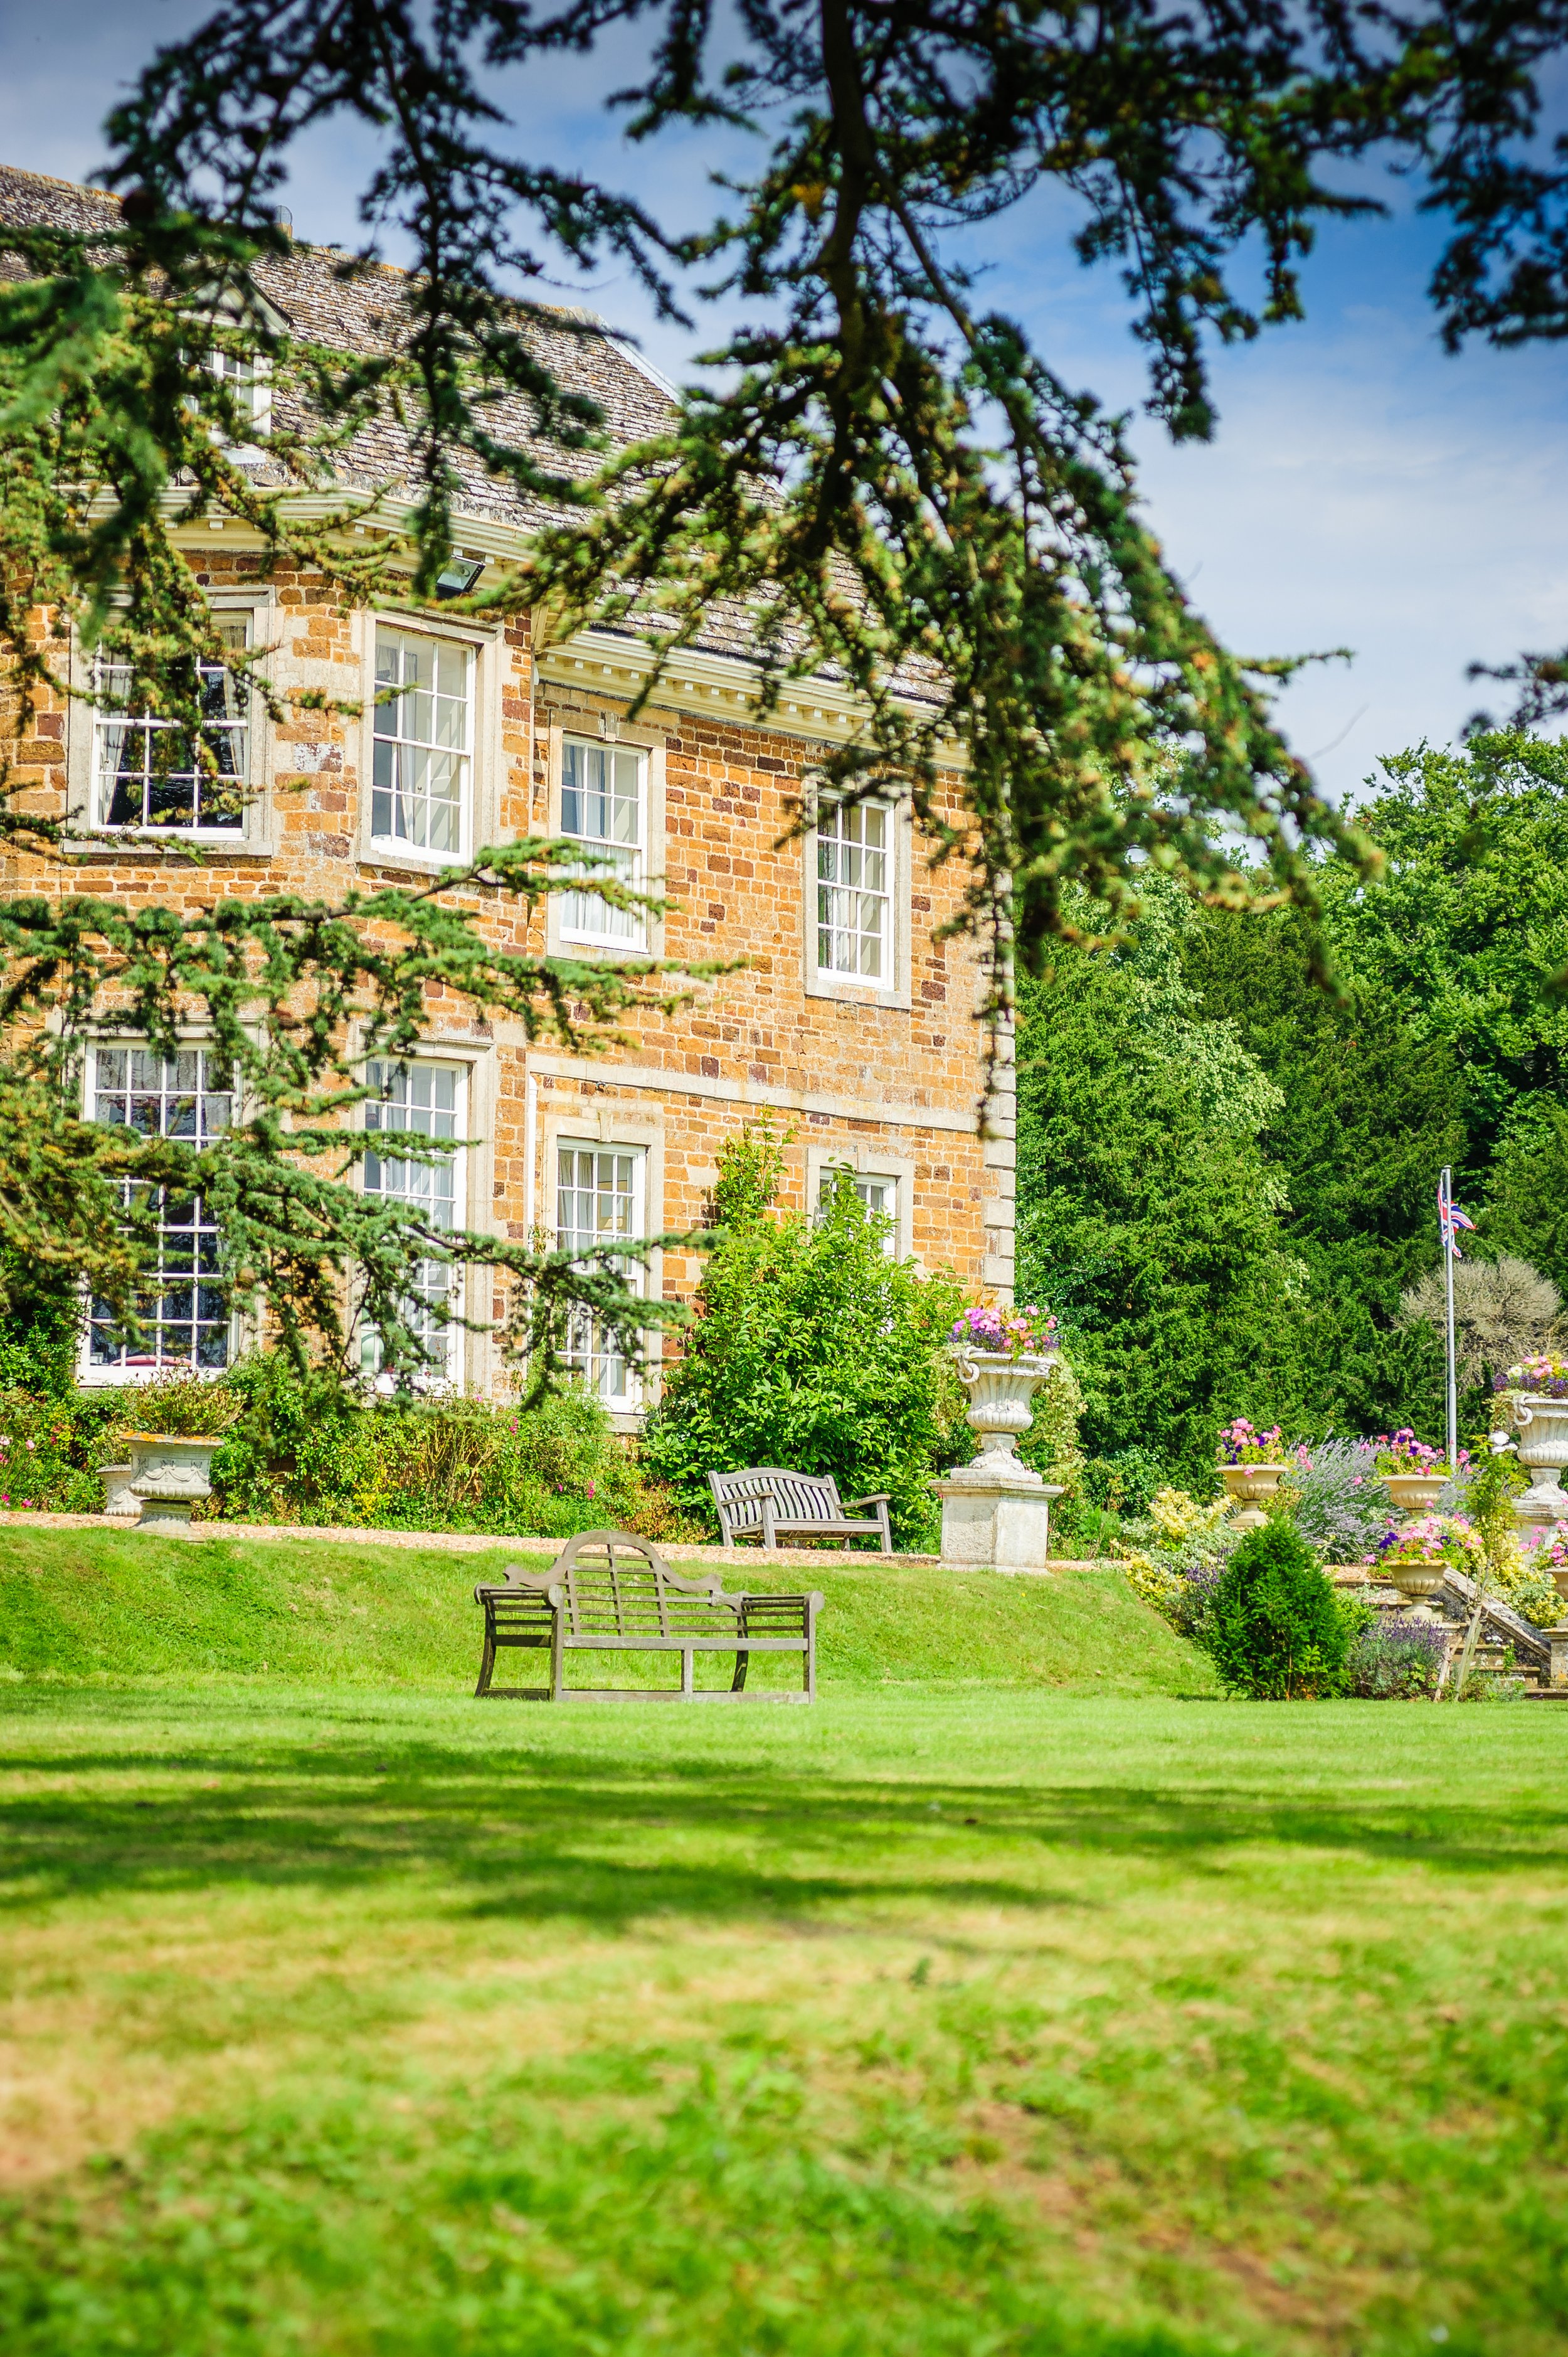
3;1717;1565;1922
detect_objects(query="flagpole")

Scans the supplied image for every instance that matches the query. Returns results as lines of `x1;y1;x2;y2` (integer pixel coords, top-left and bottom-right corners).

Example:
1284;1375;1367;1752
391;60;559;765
1441;1165;1458;1471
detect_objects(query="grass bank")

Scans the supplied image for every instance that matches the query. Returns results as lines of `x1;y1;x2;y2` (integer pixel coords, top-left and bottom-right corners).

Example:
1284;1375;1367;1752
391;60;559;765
1;1687;1566;2353
0;1523;1215;1695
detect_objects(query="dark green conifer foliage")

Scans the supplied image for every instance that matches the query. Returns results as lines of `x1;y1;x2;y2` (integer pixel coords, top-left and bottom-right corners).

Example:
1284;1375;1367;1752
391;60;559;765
1183;906;1463;1438
1014;920;1306;1483
1207;1519;1350;1700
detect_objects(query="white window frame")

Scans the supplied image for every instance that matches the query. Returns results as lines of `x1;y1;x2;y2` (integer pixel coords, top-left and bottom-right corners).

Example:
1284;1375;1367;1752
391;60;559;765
804;795;912;1009
554;1138;648;1409
806;1144;916;1262
358;1058;467;1389
817;1163;901;1258
88;614;253;841
206;344;273;441
815;797;893;984
543;718;666;964
558;737;649;950
78;1045;239;1385
368;624;475;868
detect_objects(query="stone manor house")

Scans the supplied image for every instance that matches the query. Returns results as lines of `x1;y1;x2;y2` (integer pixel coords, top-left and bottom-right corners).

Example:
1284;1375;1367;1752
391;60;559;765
0;164;1014;1420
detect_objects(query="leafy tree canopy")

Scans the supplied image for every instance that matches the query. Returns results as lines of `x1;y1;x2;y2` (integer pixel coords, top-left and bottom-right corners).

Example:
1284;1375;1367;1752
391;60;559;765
640;1124;967;1545
17;0;1568;984
1316;734;1568;1151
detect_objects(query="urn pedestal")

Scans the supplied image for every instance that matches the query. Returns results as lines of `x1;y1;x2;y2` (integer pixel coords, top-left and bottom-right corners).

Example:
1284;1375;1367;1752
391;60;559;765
123;1434;223;1528
1220;1464;1290;1530
1503;1394;1568;1531
936;1349;1063;1575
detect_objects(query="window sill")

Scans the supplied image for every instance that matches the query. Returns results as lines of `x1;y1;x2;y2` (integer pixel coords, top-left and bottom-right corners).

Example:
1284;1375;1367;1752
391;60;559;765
805;972;911;1012
65;833;270;859
360;844;470;878
558;933;655;962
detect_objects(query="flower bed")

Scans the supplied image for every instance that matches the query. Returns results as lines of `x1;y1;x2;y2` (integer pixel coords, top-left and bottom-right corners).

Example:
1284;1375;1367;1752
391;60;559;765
1496;1356;1568;1400
1368;1513;1483;1573
1217;1418;1284;1466
948;1303;1059;1358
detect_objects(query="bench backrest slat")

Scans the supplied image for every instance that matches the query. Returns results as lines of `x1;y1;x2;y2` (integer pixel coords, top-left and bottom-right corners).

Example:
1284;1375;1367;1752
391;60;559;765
709;1466;844;1534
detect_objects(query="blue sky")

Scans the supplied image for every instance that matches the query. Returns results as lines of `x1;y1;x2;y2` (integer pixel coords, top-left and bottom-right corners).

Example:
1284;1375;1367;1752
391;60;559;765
4;0;1565;802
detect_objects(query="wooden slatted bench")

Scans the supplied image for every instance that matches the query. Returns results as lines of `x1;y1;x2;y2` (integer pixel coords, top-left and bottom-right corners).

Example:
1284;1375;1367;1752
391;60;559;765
473;1528;824;1703
708;1466;893;1553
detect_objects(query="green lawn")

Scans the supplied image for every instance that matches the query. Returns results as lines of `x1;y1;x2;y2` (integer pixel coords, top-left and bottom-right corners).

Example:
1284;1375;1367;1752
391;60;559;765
0;1524;1214;1695
1;1533;1566;2353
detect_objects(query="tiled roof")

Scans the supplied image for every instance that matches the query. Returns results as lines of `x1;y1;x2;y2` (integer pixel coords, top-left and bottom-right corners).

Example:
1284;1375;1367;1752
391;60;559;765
0;161;672;530
0;163;936;700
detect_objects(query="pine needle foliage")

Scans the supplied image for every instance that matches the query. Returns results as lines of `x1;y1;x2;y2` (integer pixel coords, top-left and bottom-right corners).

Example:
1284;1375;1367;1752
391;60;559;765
25;0;1568;959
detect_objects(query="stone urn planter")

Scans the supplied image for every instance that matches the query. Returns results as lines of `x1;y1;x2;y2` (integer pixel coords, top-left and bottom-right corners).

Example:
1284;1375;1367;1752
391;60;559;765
1385;1471;1449;1521
1384;1558;1446;1606
1502;1394;1568;1529
1219;1463;1290;1530
933;1348;1064;1573
123;1432;224;1528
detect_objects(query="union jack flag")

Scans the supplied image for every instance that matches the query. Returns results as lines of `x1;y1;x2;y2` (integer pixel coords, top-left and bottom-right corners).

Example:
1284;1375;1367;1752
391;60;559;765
1438;1173;1476;1258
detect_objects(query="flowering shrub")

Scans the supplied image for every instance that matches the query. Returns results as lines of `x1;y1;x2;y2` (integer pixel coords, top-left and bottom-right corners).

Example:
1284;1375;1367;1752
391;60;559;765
1369;1513;1484;1572
1342;1615;1448;1698
1525;1519;1568;1573
1217;1418;1285;1466
1286;1439;1396;1562
1372;1428;1464;1478
1496;1356;1568;1399
948;1302;1059;1358
1503;1524;1568;1626
1117;1487;1236;1640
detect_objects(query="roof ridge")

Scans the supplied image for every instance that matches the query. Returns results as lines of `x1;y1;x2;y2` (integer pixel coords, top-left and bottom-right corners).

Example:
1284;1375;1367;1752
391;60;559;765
0;161;120;208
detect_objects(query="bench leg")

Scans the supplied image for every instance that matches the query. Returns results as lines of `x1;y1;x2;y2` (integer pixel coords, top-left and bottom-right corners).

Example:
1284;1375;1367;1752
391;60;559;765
681;1647;694;1698
474;1631;495;1698
549;1613;564;1702
731;1648;750;1693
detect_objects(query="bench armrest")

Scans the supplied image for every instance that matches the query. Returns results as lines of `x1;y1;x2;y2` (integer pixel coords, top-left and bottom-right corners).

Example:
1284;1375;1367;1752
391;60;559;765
845;1493;891;1509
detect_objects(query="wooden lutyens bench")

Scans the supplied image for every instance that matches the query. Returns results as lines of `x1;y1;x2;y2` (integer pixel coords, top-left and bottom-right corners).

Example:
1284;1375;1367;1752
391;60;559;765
708;1466;893;1553
473;1529;824;1703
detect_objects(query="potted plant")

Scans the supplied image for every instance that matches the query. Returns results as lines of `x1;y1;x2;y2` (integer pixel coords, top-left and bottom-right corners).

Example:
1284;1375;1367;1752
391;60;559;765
946;1302;1061;1468
1522;1520;1568;1602
1495;1358;1568;1525
1367;1513;1484;1604
1217;1420;1290;1529
1374;1429;1464;1519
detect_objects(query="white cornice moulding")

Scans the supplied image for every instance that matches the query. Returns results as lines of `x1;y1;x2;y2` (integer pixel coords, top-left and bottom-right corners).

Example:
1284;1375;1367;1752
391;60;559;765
156;497;958;755
524;1051;980;1137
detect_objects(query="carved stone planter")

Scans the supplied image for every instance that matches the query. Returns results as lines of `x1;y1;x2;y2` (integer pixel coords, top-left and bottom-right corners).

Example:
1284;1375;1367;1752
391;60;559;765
100;1464;141;1518
934;1348;1063;1573
1385;1560;1446;1605
123;1433;223;1528
1502;1393;1568;1530
1219;1463;1290;1530
1385;1472;1448;1521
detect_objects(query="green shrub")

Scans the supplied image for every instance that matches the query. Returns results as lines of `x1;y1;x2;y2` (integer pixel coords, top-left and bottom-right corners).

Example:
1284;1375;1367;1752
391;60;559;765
205;1353;692;1538
640;1123;968;1549
0;1348;696;1539
1206;1516;1353;1698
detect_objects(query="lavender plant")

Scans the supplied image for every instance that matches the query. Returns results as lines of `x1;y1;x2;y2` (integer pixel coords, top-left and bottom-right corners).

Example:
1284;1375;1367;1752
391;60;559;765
1342;1615;1448;1700
1286;1439;1396;1562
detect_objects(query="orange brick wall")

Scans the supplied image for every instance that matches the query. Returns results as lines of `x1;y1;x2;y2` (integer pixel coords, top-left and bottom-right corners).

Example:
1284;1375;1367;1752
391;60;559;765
3;550;1015;1401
